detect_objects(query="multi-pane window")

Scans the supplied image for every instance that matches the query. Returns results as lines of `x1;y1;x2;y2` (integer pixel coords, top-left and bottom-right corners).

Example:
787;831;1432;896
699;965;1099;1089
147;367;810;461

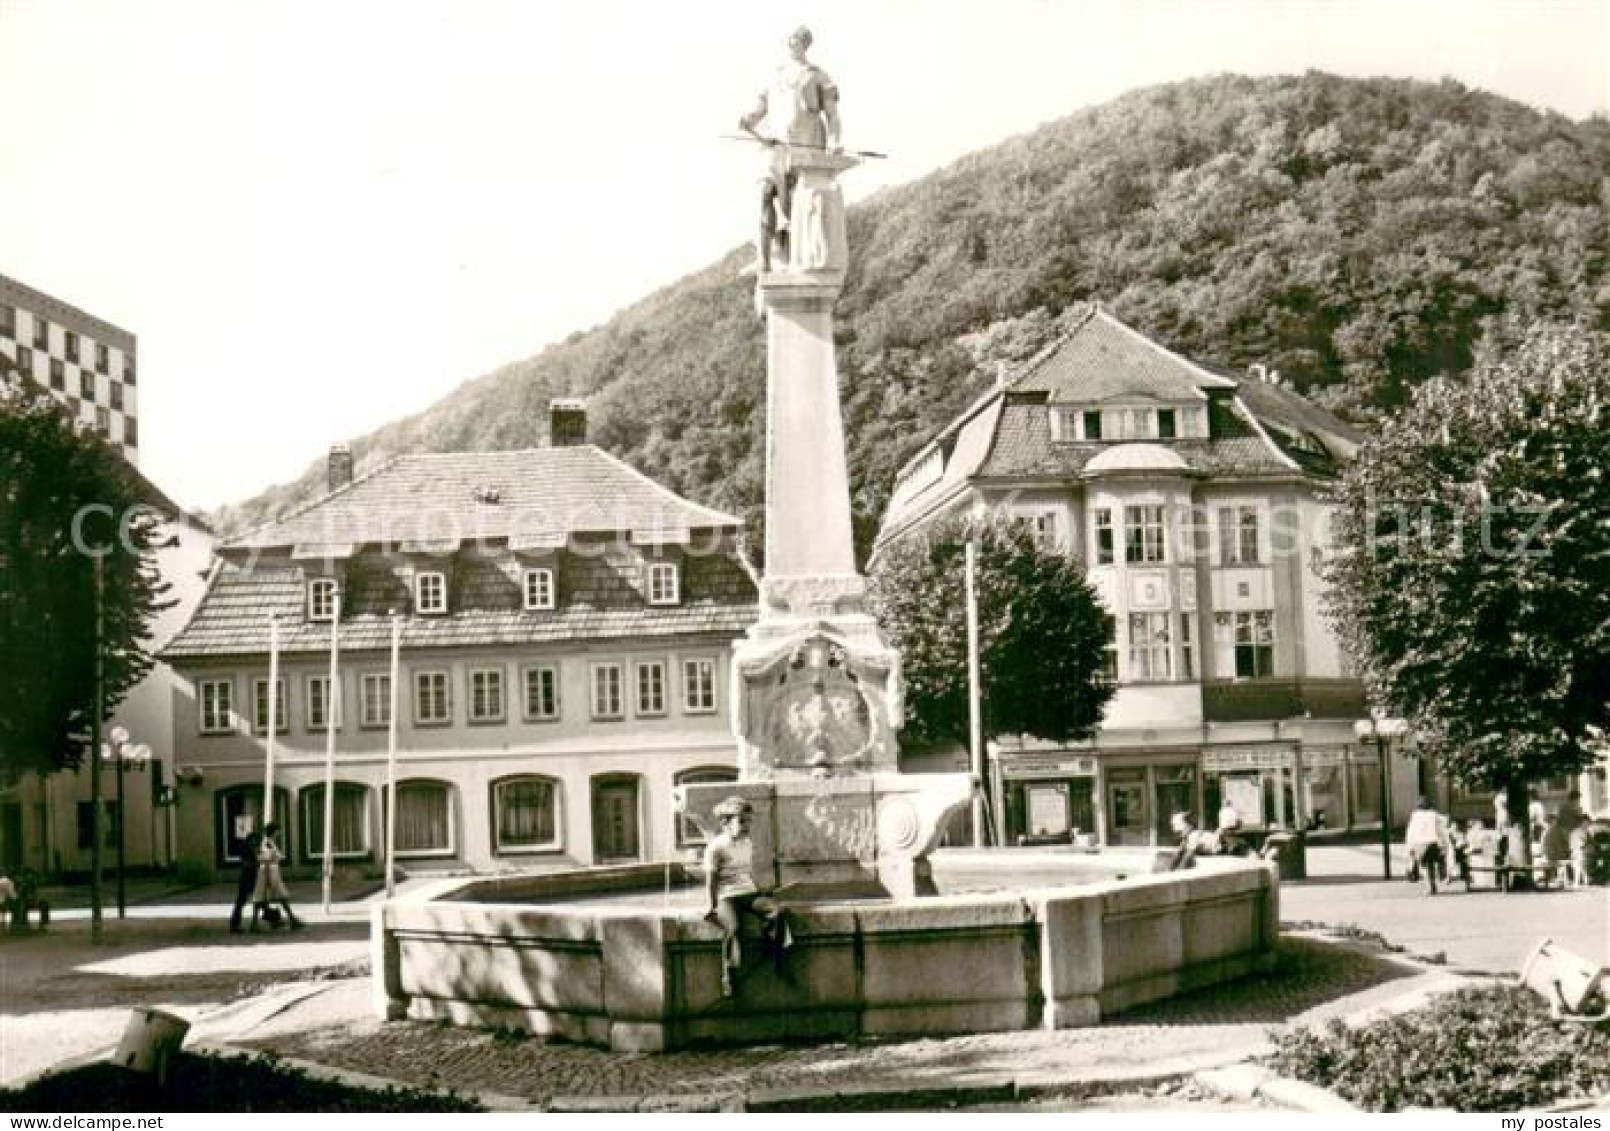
1216;611;1276;679
415;571;447;614
1127;612;1173;681
1124;505;1167;564
1093;508;1115;565
306;674;340;730
523;665;560;720
361;673;392;728
301;783;369;858
523;567;555;611
635;660;666;716
0;303;12;334
647;561;679;605
390;780;452;855
78;369;93;398
1218;506;1261;565
124;356;136;385
96;342;109;373
591;663;624;720
16;345;31;375
493;776;560;852
253;677;289;735
1099;615;1119;683
109;382;123;411
1179;613;1196;680
469;668;505;723
31;317;47;349
123;418;138;447
414;670;450;724
95;406;110;437
682;658;716;713
64;331;79;363
199;679;234;733
50;358;64;389
307;578;338;621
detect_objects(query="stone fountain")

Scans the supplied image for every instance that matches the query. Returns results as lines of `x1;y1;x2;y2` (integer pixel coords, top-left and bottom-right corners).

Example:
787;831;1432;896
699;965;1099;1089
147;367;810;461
370;29;1277;1052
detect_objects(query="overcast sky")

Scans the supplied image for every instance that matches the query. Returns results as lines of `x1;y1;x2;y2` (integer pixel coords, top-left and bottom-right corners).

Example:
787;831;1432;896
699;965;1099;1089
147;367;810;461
2;0;1605;510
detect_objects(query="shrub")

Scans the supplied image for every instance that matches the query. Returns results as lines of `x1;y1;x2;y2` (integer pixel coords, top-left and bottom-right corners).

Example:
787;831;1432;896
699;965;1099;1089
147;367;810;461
1267;984;1610;1111
0;1053;483;1112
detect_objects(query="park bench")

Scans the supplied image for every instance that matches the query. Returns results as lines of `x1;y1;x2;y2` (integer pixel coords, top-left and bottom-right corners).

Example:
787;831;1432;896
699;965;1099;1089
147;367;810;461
1463;858;1564;892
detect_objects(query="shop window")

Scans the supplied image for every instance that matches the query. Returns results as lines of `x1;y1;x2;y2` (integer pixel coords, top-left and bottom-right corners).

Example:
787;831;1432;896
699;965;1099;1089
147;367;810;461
674;766;738;847
300;782;371;860
386;780;453;856
492;775;560;853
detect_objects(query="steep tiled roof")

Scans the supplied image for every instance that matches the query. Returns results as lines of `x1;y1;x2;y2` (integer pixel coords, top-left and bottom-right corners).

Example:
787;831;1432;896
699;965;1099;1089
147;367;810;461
1013;308;1238;401
228;446;739;552
163;549;758;661
878;310;1358;548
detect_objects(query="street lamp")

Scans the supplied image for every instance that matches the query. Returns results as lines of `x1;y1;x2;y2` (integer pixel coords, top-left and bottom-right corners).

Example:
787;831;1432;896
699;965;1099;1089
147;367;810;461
104;725;152;918
1354;714;1408;880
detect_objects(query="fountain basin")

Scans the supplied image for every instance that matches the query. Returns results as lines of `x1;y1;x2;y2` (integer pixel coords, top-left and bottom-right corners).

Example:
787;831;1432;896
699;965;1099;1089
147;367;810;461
371;849;1278;1051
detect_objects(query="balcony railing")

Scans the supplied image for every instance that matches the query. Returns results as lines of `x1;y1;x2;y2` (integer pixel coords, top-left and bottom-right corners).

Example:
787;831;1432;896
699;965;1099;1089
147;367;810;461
1201;677;1366;722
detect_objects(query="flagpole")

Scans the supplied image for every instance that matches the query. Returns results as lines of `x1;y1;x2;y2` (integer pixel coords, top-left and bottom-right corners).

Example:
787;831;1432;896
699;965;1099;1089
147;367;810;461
321;590;340;914
384;611;401;900
965;537;986;846
264;615;279;824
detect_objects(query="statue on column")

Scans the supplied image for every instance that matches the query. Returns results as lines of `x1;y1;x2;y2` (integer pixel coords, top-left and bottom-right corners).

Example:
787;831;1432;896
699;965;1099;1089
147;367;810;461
738;26;842;274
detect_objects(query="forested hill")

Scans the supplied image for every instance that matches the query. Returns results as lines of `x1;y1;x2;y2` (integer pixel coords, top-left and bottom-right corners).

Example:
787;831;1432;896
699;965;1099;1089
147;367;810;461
215;72;1610;555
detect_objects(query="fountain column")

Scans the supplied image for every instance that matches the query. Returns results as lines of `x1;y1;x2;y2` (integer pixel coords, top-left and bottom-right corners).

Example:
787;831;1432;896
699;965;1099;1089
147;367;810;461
678;148;974;898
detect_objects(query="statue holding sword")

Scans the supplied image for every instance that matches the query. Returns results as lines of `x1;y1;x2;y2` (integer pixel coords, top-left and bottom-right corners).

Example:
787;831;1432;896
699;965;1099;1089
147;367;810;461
738;26;843;274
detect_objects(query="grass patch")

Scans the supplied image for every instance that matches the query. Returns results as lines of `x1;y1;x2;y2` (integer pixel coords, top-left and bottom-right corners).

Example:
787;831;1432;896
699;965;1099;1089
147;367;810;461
1267;983;1610;1111
0;1052;483;1112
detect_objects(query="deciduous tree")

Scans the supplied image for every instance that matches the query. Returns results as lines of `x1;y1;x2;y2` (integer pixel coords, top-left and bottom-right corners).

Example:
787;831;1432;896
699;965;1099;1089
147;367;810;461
868;514;1113;749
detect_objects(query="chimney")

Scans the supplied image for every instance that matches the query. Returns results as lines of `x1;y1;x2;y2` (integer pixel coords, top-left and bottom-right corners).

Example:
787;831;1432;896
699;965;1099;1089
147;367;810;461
328;443;354;492
550;399;588;447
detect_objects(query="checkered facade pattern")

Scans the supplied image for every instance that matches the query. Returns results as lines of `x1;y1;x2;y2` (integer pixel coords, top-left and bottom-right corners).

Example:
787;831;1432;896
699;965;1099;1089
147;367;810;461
0;272;139;465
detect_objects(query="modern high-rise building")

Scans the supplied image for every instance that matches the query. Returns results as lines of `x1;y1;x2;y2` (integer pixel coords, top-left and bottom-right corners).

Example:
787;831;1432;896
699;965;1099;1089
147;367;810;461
0;272;139;464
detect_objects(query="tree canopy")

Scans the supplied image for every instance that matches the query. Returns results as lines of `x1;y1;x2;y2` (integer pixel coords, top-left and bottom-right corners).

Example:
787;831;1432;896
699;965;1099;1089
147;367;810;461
217;74;1610;566
1322;323;1610;792
868;515;1113;749
0;373;169;783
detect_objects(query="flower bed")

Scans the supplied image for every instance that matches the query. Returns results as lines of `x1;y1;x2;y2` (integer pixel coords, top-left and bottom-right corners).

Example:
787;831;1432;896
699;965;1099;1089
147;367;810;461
1267;984;1610;1111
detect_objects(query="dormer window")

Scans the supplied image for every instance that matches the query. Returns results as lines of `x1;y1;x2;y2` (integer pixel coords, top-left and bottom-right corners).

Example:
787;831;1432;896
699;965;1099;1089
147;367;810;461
647;561;679;605
523;567;556;611
415;571;447;615
308;578;338;621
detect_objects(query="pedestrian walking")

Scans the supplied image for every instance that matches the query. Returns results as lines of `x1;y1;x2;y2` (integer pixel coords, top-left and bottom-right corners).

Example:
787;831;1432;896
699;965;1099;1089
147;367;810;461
1404;796;1451;895
228;826;262;933
250;822;303;932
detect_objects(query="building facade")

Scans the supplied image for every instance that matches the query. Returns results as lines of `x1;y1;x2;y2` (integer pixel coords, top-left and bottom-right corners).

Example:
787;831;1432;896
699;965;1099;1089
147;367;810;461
0;272;139;464
874;307;1422;847
160;414;757;877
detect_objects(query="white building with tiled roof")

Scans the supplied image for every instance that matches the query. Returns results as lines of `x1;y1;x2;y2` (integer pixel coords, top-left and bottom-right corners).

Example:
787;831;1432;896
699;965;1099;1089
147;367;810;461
161;405;757;876
874;307;1425;850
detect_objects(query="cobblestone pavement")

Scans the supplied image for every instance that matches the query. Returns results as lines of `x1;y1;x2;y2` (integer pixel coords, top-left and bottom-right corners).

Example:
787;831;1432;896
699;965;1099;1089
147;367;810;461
239;935;1440;1106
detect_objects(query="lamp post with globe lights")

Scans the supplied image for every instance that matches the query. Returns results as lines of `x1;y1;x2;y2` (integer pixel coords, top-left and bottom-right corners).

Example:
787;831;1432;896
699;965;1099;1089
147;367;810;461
1354;714;1409;880
105;725;152;918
